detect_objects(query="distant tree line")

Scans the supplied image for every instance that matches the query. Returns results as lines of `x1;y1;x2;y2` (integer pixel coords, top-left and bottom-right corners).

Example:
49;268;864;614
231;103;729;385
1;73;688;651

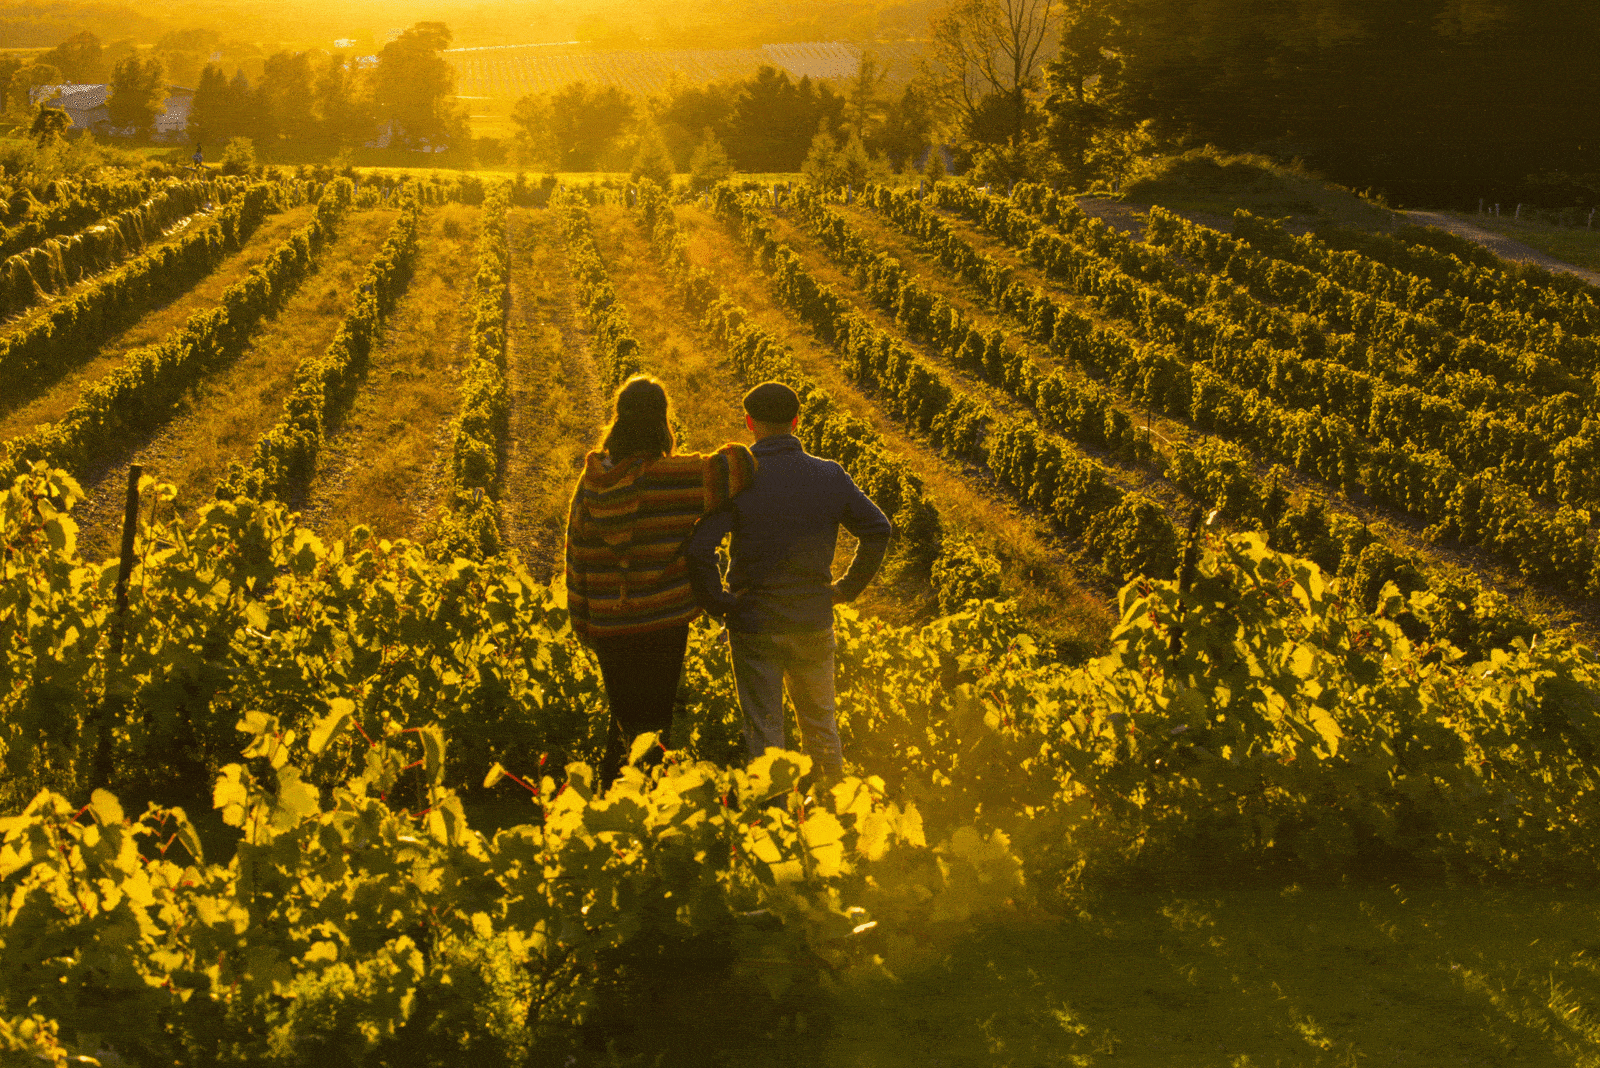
503;0;1597;205
1;23;466;155
188;23;464;153
5;0;1594;206
1109;0;1599;205
509;61;936;189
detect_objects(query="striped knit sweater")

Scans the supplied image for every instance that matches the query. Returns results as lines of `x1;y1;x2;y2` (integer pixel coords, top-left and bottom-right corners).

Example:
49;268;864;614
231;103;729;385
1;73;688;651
565;443;756;642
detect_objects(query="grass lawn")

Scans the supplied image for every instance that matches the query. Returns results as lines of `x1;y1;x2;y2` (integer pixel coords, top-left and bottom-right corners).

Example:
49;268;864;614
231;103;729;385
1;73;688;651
831;885;1600;1067
1116;147;1400;234
1446;213;1600;272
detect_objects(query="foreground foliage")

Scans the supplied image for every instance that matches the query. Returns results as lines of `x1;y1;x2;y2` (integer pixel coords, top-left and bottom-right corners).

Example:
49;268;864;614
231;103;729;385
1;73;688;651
3;461;1600;1062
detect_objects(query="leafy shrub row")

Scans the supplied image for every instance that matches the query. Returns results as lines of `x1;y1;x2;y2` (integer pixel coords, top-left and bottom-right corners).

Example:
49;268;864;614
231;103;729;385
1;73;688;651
554;190;646;389
797;186;1141;457
715;185;1182;582
1149;206;1598;381
0;463;1017;1065
219;192;425;504
934;181;1600;598
432;186;513;560
0;173;165;259
4;459;1598;1062
1143;207;1600;504
1000;186;1600;510
3;179;355;480
1266;211;1600;338
0;181;292;401
0;178;225;322
1013;178;1600;339
865;184;1537;653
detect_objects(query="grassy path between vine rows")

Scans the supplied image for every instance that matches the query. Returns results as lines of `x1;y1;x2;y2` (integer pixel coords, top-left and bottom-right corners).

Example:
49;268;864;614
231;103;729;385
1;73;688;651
496;206;608;580
830;884;1600;1067
0;203;317;440
675;204;1115;648
926;202;1594;640
589;205;754;451
68;209;402;559
594;204;933;626
295;203;481;546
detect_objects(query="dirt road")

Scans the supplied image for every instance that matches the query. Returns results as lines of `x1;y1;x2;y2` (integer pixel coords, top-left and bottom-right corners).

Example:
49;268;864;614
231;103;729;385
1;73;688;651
1401;210;1600;287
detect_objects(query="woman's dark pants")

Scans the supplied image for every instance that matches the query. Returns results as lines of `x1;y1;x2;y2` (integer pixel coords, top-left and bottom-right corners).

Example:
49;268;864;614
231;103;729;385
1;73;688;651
592;624;690;790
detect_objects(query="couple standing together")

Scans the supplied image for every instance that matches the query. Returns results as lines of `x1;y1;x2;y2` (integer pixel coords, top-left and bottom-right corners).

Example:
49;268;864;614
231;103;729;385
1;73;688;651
565;375;892;789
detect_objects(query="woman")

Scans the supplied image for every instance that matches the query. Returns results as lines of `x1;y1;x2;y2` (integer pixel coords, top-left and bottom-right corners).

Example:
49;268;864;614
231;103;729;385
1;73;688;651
565;375;756;789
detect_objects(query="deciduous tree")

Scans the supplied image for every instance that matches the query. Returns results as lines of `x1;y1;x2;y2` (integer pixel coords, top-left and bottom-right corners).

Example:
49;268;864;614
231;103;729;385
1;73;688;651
41;30;104;83
260;51;315;145
924;0;1057;152
314;53;372;149
544;82;633;169
107;52;166;138
28;106;70;144
7;63;62;117
373;21;457;148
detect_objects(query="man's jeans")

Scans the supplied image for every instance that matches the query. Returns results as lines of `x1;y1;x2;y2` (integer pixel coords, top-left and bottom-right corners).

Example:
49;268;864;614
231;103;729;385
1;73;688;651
728;627;841;780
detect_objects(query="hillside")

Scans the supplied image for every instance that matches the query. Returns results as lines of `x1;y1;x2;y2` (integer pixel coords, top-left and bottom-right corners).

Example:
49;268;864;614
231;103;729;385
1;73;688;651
3;169;1600;1064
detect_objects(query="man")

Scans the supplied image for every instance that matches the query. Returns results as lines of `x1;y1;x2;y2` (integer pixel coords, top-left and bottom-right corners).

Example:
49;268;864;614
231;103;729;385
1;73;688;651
686;381;892;781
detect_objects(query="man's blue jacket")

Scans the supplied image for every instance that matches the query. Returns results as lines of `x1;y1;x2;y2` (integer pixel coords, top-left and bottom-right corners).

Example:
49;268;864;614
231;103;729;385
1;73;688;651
686;435;891;633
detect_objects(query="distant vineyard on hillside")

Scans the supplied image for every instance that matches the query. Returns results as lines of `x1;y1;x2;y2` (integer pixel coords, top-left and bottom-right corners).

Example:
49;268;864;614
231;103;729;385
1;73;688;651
447;40;925;98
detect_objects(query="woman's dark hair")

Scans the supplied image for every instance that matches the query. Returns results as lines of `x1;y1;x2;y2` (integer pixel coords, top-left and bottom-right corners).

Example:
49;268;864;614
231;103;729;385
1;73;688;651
601;375;675;460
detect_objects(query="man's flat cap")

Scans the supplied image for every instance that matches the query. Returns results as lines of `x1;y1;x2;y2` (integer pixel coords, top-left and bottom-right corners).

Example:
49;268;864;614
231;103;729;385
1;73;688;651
743;381;800;423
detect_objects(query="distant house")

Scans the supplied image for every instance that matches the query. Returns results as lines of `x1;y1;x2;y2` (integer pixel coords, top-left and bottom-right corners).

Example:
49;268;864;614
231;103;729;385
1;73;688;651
30;83;109;131
364;120;448;152
334;38;357;49
154;86;194;143
29;83;196;142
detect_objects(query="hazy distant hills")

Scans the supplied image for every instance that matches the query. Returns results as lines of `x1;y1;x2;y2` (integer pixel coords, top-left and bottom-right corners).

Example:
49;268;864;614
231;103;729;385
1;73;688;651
449;41;925;99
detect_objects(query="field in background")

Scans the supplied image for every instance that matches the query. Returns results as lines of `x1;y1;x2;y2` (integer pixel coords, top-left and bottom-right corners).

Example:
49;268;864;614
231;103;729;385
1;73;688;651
448;40;924;100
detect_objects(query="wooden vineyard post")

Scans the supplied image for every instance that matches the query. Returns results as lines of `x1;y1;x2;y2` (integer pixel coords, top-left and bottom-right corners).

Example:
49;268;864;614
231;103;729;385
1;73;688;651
1168;506;1205;658
94;465;142;788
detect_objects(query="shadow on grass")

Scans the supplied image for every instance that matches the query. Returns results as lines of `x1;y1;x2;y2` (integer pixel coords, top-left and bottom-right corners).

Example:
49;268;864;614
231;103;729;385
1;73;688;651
829;885;1600;1066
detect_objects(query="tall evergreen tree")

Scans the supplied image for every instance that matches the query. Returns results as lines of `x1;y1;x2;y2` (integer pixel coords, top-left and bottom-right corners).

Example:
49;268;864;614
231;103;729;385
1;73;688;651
261;51;315;145
188;63;232;145
728;67;843;171
878;84;936;173
1042;0;1130;188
